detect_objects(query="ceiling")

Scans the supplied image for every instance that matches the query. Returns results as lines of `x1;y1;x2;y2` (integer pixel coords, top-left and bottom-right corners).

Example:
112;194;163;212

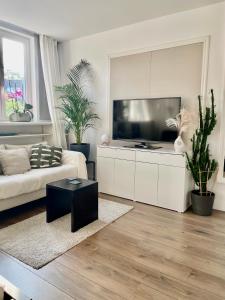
0;0;223;40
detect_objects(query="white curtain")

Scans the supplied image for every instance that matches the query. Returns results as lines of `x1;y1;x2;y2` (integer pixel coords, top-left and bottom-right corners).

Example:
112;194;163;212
39;34;66;148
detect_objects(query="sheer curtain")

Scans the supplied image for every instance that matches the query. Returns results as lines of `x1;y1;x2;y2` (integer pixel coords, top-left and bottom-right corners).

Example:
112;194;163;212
39;34;66;148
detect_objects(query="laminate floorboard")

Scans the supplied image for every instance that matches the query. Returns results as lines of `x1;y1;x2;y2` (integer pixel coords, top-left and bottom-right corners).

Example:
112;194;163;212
0;194;225;299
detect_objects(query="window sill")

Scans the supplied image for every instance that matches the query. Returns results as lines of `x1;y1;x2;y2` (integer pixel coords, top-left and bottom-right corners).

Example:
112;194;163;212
0;121;52;126
0;133;52;139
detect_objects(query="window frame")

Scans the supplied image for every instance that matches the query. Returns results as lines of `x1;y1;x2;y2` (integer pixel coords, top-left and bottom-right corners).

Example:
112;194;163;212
0;28;37;121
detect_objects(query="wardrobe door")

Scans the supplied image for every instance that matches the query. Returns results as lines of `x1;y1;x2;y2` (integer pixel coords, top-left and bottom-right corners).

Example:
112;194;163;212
114;159;135;200
97;157;114;194
135;162;158;205
158;165;185;211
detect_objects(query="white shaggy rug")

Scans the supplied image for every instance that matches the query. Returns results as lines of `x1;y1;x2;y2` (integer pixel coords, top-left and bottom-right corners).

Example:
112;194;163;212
0;199;133;269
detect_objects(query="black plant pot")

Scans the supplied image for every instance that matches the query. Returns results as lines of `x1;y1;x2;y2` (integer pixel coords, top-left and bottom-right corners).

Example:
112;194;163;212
191;190;215;216
70;143;90;160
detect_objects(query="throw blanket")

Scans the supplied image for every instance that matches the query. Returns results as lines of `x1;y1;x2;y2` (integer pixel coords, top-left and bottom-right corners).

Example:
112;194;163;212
62;150;88;179
0;150;88;200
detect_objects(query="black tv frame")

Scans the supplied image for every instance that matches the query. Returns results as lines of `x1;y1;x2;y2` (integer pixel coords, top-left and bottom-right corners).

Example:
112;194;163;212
112;97;181;147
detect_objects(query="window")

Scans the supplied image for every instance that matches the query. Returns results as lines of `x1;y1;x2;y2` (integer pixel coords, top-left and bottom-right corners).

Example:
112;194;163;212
0;29;33;120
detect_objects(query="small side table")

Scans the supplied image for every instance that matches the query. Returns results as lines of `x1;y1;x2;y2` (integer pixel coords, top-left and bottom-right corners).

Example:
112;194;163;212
46;178;98;232
86;160;96;180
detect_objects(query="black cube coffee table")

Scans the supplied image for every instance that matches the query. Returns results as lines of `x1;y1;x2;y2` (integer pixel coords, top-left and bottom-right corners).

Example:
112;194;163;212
46;178;98;232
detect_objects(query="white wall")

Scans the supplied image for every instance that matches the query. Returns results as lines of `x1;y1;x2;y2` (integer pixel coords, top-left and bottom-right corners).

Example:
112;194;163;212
110;43;203;145
110;43;203;108
60;2;225;211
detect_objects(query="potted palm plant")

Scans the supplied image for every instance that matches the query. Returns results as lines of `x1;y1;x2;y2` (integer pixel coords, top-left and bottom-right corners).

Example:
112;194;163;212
56;60;99;160
186;89;218;216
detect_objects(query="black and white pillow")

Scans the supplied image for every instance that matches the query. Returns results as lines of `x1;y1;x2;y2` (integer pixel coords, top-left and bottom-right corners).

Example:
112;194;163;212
30;144;62;169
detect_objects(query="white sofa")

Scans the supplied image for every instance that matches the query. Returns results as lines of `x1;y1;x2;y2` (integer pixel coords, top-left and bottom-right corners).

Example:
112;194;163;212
0;150;87;212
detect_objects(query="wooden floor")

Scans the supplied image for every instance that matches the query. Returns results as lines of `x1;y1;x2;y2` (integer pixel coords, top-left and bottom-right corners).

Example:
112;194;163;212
1;194;225;299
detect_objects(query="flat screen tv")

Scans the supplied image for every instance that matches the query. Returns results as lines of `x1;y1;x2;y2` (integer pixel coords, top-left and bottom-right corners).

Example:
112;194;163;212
113;97;181;143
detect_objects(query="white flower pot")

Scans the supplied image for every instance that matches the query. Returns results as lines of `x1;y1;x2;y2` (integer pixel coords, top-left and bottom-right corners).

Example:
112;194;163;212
174;136;186;153
9;112;32;122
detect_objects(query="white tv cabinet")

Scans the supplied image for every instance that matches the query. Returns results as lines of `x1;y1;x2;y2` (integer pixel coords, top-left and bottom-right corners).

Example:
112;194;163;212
97;145;192;212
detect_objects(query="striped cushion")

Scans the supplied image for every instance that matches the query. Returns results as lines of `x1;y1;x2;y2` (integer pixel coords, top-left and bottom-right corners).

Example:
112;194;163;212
30;144;62;169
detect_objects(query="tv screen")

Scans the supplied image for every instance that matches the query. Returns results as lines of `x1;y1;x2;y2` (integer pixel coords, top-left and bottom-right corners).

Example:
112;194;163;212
113;97;181;142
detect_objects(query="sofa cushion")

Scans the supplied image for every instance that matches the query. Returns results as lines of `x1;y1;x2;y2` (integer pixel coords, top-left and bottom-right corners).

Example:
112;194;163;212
0;164;77;200
30;144;62;169
5;142;48;157
0;148;31;175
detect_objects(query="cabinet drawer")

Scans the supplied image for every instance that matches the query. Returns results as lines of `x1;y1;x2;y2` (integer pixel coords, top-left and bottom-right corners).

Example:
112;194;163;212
136;151;161;164
136;150;185;167
158;153;185;167
97;147;117;158
117;149;135;161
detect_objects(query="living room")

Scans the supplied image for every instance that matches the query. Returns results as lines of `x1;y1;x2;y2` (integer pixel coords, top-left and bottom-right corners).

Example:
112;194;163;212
0;0;225;299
